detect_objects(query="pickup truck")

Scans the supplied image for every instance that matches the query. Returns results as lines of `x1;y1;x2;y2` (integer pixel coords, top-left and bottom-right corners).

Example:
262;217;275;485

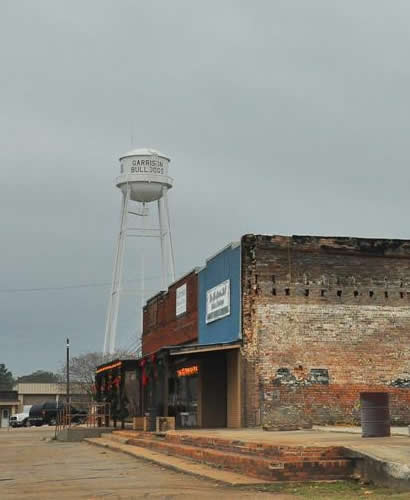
28;401;87;426
9;405;32;427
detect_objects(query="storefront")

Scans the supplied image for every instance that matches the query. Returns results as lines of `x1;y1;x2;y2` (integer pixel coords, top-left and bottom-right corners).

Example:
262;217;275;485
95;359;140;426
194;242;242;428
169;342;241;429
139;350;200;428
169;359;199;428
136;341;241;429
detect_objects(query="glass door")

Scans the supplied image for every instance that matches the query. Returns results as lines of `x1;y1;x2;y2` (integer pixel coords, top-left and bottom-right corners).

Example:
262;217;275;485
1;408;10;428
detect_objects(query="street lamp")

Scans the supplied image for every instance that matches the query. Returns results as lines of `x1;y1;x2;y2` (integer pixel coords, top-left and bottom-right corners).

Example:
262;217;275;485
66;338;70;406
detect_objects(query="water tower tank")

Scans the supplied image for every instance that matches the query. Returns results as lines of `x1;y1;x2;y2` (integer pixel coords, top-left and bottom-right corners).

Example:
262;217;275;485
117;148;173;202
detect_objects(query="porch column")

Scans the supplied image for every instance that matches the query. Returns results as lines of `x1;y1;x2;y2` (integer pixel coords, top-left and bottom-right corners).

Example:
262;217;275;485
163;354;169;417
227;349;242;428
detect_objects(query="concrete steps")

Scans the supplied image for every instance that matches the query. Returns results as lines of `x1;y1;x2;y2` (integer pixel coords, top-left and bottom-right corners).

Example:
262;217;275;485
96;430;356;482
84;436;270;486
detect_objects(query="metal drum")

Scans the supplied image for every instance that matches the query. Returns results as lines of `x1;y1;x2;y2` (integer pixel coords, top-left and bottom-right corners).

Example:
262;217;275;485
360;392;390;438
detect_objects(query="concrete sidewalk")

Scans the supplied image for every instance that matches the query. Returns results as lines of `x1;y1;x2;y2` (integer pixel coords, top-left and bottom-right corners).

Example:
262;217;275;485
314;425;409;437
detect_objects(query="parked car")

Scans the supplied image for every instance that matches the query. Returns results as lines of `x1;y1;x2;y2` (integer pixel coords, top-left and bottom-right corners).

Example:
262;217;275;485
28;402;87;426
9;405;32;427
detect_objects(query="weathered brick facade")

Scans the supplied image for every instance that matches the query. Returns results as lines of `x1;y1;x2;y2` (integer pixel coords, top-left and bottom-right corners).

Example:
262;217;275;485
142;269;199;355
241;234;410;427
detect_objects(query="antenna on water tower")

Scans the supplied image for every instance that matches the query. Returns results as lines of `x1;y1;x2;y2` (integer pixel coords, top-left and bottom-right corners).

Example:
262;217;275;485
103;148;175;355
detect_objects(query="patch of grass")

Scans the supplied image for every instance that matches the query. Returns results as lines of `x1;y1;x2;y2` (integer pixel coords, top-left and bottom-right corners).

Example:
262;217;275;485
253;480;410;499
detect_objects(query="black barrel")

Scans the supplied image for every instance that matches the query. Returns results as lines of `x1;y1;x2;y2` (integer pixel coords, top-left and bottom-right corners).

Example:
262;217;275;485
360;392;390;437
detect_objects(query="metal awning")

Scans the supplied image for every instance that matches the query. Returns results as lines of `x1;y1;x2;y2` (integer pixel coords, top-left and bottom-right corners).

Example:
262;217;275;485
169;341;241;356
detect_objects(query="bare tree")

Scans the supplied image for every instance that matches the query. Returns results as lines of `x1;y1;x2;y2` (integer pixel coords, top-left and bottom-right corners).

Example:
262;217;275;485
18;370;60;383
60;350;138;401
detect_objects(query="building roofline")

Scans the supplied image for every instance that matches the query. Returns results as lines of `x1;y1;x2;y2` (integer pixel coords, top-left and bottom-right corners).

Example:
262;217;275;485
242;234;410;256
143;243;240;308
144;267;200;308
202;241;240;266
243;233;410;243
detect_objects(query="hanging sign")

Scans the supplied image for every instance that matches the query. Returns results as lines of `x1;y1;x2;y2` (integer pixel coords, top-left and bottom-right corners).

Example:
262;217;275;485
176;284;187;316
206;279;230;324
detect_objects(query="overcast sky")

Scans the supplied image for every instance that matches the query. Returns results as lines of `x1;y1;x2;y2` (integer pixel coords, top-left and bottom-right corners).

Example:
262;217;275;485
1;1;410;376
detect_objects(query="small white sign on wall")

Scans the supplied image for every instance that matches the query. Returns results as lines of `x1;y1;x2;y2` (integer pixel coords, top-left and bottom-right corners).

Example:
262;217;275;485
176;283;187;316
206;279;230;323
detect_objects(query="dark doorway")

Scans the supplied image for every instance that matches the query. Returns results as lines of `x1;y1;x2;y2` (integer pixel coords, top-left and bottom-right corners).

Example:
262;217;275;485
201;352;227;428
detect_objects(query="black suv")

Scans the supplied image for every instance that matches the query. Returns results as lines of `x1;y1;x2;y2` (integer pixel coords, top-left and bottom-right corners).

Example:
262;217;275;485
28;401;87;426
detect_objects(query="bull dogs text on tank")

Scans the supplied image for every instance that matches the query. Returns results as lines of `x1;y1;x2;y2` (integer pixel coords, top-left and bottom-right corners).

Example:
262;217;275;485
130;158;164;175
206;279;231;323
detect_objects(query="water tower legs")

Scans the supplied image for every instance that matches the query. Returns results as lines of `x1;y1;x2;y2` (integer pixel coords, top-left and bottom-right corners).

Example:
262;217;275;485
158;188;176;291
103;185;130;355
157;198;167;291
163;188;176;282
103;185;176;356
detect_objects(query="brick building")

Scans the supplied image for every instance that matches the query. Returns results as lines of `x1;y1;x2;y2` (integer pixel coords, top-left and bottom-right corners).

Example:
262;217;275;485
241;234;410;427
142;268;199;355
140;268;203;428
131;234;410;429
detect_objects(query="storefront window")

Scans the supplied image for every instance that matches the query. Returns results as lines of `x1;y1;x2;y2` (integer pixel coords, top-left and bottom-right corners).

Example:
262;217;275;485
168;364;199;428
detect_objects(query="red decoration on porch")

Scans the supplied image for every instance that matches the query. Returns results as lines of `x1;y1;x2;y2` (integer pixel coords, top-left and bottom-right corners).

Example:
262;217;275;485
151;353;158;378
140;358;149;386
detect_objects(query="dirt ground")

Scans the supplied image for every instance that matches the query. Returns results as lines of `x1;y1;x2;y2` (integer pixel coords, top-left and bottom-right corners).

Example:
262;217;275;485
0;427;293;499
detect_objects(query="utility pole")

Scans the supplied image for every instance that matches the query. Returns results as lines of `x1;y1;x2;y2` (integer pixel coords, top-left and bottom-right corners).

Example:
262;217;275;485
66;338;70;406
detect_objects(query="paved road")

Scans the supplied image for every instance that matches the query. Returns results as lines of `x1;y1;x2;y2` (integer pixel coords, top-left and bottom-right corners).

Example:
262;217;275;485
0;428;292;499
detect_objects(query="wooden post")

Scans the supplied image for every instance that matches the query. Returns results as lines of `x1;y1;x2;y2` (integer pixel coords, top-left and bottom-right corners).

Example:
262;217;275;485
140;362;145;417
163;353;169;417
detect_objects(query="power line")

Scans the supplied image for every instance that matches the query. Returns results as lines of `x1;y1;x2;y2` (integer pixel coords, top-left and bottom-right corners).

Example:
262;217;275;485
0;282;112;293
0;275;163;294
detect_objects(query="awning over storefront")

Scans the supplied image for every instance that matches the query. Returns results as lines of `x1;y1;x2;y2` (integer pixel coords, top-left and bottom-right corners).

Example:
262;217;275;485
169;341;241;357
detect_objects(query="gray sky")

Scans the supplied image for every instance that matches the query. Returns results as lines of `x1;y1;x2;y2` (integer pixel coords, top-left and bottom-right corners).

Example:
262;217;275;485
1;1;410;376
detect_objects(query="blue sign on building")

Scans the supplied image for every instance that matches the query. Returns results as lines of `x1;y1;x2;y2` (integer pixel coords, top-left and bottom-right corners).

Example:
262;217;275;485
198;242;241;344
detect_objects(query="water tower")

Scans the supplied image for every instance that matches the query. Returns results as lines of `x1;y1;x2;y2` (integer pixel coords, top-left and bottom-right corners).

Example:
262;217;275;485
103;148;175;355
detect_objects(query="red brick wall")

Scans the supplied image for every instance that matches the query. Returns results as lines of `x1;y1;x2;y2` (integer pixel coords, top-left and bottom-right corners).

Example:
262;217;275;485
241;234;410;426
274;384;410;425
142;271;198;355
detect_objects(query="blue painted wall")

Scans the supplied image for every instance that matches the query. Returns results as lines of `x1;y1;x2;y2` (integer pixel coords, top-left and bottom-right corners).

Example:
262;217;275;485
198;243;241;344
